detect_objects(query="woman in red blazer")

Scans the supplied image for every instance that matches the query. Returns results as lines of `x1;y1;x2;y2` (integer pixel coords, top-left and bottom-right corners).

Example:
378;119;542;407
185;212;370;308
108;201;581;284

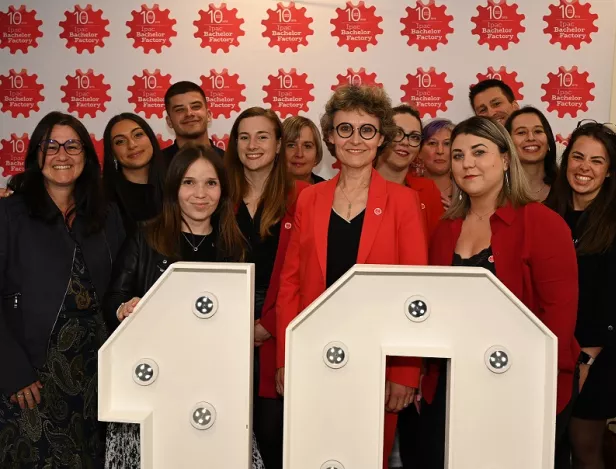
375;104;444;238
427;116;580;469
225;107;307;469
275;85;428;468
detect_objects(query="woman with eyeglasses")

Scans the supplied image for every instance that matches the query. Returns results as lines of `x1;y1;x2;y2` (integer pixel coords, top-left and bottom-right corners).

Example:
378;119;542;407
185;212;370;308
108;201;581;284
275;84;428;468
0;112;125;468
102;113;168;235
428;116;580;468
546;120;616;469
376;104;444;237
505;106;558;203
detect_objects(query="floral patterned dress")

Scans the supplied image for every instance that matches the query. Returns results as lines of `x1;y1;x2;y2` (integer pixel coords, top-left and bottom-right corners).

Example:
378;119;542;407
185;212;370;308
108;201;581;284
0;243;107;468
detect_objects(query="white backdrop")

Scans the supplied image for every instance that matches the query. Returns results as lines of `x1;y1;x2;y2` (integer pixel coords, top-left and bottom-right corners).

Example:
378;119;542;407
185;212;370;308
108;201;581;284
1;0;615;188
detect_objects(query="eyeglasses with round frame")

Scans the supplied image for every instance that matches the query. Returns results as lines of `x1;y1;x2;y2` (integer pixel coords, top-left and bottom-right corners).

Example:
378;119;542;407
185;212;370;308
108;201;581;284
334;122;379;140
38;139;84;156
392;127;422;147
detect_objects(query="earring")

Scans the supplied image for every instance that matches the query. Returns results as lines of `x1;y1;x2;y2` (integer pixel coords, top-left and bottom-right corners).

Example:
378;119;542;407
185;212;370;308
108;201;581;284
458;191;463;201
505;171;511;192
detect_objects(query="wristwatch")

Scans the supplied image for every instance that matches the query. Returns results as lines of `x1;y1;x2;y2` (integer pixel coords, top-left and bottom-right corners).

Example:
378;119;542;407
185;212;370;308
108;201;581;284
577;351;595;366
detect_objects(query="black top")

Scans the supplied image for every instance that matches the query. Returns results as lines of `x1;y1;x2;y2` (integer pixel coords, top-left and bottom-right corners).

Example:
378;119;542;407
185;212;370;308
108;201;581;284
452;246;496;275
115;177;161;234
236;202;281;318
179;231;217;262
326;209;365;288
162;139;225;165
564;209;616;348
311;172;327;184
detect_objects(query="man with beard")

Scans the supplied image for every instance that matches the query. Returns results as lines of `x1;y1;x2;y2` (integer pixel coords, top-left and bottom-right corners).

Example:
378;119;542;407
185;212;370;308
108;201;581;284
162;81;225;162
469;78;519;125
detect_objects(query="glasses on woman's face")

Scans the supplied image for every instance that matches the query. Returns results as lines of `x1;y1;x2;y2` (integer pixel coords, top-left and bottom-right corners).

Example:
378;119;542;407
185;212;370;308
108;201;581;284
576;119;616;134
39;139;84;156
334;122;379;140
392;127;422;147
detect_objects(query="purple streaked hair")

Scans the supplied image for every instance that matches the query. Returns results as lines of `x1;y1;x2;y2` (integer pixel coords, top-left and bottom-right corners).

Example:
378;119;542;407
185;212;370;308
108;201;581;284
422;118;455;141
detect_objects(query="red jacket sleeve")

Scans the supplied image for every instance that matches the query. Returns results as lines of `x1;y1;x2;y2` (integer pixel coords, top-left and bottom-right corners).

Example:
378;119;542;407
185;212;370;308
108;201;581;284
275;191;306;369
527;205;579;374
388;189;428;388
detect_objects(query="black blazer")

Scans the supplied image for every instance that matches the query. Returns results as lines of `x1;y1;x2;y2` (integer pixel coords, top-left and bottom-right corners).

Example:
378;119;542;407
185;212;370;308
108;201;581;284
0;195;125;395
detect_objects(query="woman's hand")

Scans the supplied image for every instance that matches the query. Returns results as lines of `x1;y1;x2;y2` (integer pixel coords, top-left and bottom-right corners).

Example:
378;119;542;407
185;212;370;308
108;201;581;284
10;381;43;410
275;367;285;396
117;297;141;321
254;320;271;347
385;380;415;413
440;192;451;210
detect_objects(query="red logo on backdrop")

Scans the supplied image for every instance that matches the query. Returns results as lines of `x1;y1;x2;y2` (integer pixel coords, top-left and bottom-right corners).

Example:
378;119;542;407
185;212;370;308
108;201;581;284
471;0;525;50
400;0;454;51
541;66;595;117
127;69;172;118
330;1;383;52
61;69;111;118
59;4;110;53
400;67;453;118
556;133;571;148
262;68;314;118
331;67;382;91
194;3;244;53
543;0;597;50
0;69;44;117
156;133;173;150
211;134;230;152
0;133;29;178
200;69;246;119
126;4;176;53
474;66;524;100
262;2;313;52
0;5;42;54
89;133;104;167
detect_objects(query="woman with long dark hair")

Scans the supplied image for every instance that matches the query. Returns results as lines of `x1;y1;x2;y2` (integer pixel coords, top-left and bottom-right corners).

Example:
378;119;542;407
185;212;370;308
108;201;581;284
546;120;616;468
102;112;167;233
102;144;265;468
225;106;308;469
0;111;125;468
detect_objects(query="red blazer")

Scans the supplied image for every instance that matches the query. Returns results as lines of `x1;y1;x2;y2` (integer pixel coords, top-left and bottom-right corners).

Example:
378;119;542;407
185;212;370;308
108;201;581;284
257;181;310;399
276;170;428;388
405;174;444;238
428;203;580;413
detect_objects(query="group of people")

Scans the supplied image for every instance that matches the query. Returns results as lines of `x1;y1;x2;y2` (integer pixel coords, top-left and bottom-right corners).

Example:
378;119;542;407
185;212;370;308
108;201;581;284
0;77;614;469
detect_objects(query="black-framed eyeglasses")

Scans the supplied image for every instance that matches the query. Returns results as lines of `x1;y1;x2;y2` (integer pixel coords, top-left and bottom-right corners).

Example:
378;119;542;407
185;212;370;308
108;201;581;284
393;127;422;147
576;119;616;134
334;122;379;140
39;139;84;156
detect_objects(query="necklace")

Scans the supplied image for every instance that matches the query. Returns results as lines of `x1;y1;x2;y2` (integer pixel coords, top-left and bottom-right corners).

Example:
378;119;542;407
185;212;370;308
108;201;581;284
338;184;368;220
469;208;495;221
532;183;546;194
182;232;208;252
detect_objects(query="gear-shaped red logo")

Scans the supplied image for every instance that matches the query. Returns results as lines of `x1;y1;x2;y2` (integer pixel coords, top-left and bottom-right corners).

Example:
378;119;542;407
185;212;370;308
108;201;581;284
471;0;525;50
127;69;172;119
0;69;44;117
59;4;109;54
126;4;176;54
543;0;597;50
0;133;29;179
330;1;383;52
199;69;246;119
156;133;173;150
400;0;454;51
89;133;104;167
541;66;595;118
194;3;244;53
331;67;382;91
262;68;314;118
474;66;524;100
211;133;230;152
0;5;43;54
262;2;313;52
61;69;111;118
400;67;453;118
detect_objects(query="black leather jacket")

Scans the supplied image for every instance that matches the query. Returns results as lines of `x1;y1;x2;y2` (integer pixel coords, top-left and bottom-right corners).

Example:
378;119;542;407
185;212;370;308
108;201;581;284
0;195;125;395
